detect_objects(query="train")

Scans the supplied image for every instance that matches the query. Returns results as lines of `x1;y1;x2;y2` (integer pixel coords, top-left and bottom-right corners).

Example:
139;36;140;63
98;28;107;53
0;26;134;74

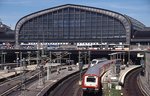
82;59;117;95
44;63;69;73
44;63;62;73
89;58;108;67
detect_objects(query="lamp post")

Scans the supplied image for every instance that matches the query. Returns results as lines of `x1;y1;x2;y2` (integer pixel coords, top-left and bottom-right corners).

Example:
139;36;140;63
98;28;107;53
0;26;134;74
36;50;40;66
127;44;130;67
15;52;19;67
20;58;26;96
68;52;71;65
47;51;52;80
88;51;91;64
78;51;83;85
123;52;125;65
0;52;2;69
27;51;31;65
0;52;2;64
84;52;87;65
20;52;22;67
2;52;7;64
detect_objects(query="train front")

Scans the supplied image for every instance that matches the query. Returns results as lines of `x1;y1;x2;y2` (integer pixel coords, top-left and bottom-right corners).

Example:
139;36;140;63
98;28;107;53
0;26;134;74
82;74;100;93
81;59;111;94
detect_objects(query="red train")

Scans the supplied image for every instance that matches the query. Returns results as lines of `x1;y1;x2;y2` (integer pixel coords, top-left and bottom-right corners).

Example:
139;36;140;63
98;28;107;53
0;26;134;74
82;59;116;95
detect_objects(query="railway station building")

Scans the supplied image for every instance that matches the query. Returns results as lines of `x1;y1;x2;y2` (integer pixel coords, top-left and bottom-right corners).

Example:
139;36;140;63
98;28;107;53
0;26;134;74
15;4;149;48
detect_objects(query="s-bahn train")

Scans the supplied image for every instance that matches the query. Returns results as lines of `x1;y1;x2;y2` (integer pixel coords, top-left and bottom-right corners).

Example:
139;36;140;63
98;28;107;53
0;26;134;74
82;59;117;95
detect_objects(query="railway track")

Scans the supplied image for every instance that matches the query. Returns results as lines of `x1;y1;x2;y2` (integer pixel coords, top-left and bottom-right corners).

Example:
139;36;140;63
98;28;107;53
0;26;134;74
122;68;144;96
0;69;39;96
49;71;84;96
0;64;69;96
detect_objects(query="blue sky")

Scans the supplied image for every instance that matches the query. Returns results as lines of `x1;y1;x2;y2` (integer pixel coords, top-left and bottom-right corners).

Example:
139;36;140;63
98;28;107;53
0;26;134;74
0;0;150;29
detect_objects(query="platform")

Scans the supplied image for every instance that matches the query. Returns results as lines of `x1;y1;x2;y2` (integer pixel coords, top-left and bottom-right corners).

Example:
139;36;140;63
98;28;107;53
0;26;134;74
101;65;141;96
0;65;37;80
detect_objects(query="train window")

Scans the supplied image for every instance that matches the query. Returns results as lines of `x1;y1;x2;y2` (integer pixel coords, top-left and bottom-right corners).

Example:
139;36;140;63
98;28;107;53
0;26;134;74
98;61;103;63
87;77;96;82
91;61;97;64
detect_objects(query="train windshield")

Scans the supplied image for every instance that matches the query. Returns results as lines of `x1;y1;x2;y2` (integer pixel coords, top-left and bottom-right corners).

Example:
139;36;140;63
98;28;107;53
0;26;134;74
87;77;96;82
91;61;97;64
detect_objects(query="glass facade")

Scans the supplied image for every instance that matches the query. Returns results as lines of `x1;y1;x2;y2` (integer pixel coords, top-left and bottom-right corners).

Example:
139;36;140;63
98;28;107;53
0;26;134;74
124;15;145;40
17;5;130;44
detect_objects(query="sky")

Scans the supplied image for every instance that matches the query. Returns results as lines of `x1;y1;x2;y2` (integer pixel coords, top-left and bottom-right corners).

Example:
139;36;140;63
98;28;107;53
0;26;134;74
0;0;150;30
